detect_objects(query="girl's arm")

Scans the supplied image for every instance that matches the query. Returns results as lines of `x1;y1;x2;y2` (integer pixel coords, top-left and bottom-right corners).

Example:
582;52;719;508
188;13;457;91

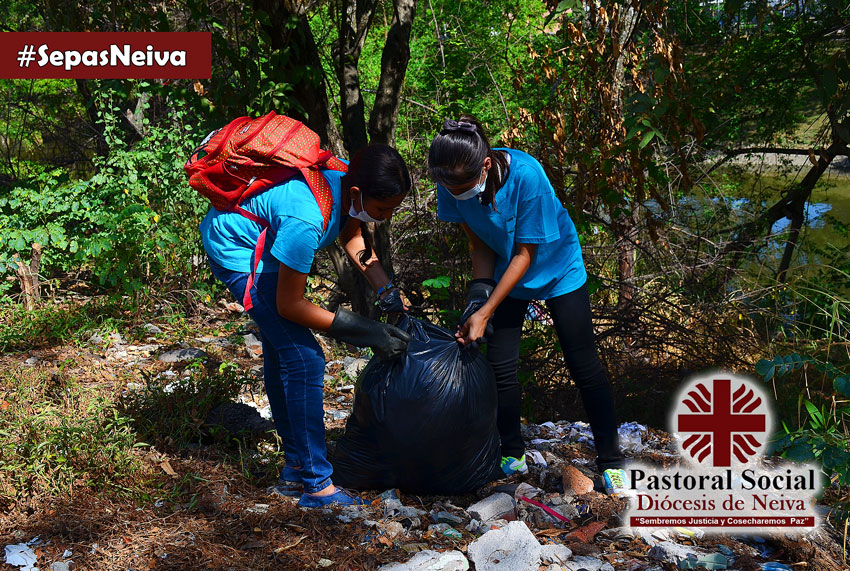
275;263;335;331
457;241;537;346
339;218;394;293
461;223;496;279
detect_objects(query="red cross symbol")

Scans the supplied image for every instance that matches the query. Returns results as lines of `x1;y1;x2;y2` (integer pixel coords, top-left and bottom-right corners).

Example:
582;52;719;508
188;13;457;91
677;379;766;467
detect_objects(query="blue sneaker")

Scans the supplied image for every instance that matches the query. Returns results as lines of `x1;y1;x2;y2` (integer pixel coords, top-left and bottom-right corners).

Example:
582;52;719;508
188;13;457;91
602;468;633;497
500;454;528;476
268;479;302;497
297;487;367;508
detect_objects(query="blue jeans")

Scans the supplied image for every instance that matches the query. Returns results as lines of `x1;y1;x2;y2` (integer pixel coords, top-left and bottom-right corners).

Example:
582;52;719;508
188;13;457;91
209;258;332;493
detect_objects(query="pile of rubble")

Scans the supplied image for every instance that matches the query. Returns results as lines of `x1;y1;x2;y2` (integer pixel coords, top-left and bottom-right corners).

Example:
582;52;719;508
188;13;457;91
221;418;844;571
61;322;845;570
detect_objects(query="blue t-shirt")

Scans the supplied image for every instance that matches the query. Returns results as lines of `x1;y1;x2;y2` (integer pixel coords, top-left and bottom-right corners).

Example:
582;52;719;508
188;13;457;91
436;148;586;300
200;169;347;274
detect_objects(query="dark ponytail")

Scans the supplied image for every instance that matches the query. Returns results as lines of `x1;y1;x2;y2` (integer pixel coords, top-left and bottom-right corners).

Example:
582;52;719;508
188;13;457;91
342;144;411;266
427;115;509;208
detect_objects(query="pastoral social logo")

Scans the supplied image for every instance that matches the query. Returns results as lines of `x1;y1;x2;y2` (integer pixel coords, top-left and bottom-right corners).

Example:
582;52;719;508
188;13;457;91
624;372;822;535
675;377;770;467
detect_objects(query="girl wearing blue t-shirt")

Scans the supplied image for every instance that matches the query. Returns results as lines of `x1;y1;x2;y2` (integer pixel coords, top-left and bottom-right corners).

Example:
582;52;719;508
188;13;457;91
428;117;625;486
201;144;411;508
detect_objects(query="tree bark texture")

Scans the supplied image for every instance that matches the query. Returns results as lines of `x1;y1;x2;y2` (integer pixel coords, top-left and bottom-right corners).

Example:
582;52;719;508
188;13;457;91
368;0;417;145
15;243;42;311
338;0;377;154
252;0;345;156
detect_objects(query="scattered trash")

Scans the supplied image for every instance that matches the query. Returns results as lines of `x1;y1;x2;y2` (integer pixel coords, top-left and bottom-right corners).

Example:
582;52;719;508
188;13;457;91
4;543;38;571
381;549;469;570
317;558;334;568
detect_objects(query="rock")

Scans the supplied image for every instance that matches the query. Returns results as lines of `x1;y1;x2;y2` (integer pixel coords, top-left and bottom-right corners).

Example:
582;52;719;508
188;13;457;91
108;332;126;345
343;356;369;379
243;333;263;358
648;541;708;565
325;409;350;421
158;348;207;363
561;465;594;495
562;556;615;571
23;356;39;366
466;521;542;571
143;323;162;335
318;559;334;568
467;493;515;523
381;549;469;570
540;543;573;565
205;402;274;436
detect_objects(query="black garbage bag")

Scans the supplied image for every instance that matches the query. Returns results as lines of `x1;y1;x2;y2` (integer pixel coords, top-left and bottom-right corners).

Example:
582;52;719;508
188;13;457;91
330;315;503;494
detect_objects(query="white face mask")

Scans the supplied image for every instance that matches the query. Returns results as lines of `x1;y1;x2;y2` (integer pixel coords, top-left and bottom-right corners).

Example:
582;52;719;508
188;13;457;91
451;171;487;201
348;193;382;223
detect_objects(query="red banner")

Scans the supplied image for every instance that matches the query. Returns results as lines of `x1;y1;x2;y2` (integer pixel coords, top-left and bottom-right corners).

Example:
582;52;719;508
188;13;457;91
630;516;816;527
0;33;211;79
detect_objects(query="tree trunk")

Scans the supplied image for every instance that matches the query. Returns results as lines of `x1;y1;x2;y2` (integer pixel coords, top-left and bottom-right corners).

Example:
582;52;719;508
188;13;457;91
14;243;42;311
776;197;804;283
367;0;417;145
338;0;377;154
719;138;846;286
253;0;344;156
611;3;640;316
75;80;109;157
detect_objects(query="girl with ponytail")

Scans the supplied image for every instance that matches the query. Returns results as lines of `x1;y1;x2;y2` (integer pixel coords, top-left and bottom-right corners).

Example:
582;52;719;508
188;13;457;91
428;116;626;491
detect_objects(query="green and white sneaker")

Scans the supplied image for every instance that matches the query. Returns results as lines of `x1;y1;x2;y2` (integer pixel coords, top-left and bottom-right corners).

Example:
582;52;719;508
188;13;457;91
602;468;633;497
500;454;528;476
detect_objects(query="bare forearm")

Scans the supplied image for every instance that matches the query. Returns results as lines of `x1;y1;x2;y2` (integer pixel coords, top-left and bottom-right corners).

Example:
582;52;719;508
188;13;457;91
342;227;392;292
480;245;536;317
471;246;496;279
277;297;335;331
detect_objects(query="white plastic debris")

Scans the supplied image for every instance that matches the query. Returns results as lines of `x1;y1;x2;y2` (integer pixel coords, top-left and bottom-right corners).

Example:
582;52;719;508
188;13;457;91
5;543;38;571
524;450;547;468
618;421;647;453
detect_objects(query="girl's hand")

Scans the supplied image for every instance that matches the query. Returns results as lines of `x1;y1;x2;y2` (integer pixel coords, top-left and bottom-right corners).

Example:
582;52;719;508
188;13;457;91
456;308;492;347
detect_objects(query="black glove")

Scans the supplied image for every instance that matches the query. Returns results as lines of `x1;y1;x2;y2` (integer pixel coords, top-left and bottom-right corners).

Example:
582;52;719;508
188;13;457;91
460;278;497;343
377;288;406;313
326;308;412;361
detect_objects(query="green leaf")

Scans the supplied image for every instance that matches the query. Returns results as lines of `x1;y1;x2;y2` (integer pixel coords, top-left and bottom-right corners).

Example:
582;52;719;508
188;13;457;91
834;376;850;397
783;440;816;463
755;359;773;378
422;275;451;289
639;130;656;149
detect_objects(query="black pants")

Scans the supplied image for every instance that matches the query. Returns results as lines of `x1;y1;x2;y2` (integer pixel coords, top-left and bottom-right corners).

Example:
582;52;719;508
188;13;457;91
487;282;624;471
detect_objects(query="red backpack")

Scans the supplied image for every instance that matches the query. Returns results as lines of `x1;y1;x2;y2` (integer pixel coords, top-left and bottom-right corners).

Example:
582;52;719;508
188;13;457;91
185;111;348;310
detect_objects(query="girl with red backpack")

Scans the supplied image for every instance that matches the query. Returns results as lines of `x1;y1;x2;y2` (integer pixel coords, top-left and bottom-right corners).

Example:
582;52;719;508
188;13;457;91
201;144;411;507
